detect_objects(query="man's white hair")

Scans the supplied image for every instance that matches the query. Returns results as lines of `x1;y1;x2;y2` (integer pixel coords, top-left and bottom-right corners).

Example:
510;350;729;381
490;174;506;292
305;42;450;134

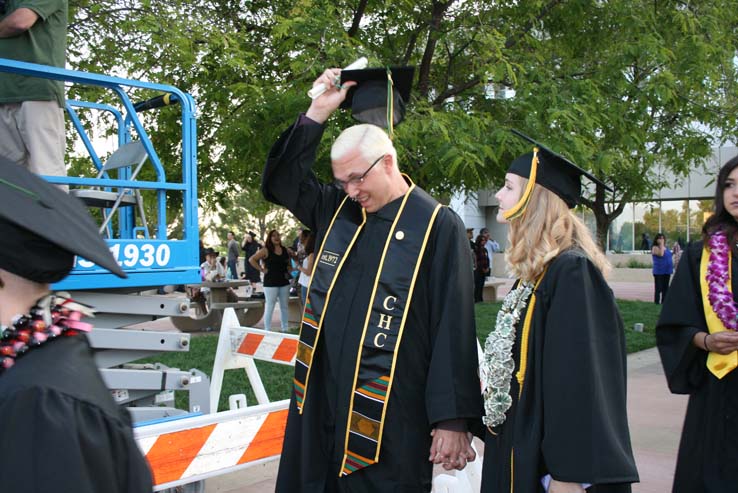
330;124;397;166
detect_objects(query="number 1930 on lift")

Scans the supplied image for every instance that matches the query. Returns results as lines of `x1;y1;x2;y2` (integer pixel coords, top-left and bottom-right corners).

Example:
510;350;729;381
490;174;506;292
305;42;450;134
56;239;200;291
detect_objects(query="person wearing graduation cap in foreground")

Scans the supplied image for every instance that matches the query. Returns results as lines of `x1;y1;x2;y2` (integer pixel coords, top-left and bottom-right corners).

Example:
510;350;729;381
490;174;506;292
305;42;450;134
262;66;482;492
0;160;153;492
477;131;639;493
656;156;738;492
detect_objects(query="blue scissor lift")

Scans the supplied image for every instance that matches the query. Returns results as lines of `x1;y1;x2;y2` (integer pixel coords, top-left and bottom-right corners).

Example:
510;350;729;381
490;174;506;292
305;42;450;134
0;58;212;421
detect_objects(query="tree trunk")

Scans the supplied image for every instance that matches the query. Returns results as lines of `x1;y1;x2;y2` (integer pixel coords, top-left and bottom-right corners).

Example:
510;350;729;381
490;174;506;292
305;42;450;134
593;205;611;252
417;1;454;97
347;0;369;38
583;184;628;252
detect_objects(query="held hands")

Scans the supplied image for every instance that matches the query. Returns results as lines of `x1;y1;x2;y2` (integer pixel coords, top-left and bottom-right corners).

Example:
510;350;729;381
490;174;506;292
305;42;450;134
549;479;586;493
305;69;357;124
705;331;738;355
429;429;476;471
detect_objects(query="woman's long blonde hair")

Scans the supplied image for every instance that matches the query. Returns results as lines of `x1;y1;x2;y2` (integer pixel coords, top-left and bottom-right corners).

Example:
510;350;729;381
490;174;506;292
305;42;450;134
505;181;610;282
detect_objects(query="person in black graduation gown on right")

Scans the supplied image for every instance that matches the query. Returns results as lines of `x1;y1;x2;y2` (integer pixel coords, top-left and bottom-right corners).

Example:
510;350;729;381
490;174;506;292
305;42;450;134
477;132;639;492
0;160;153;492
656;156;738;492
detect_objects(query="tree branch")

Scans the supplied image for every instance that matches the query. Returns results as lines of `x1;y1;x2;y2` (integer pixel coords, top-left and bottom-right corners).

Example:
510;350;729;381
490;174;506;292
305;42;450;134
417;0;456;97
347;0;369;38
432;0;565;104
504;0;564;50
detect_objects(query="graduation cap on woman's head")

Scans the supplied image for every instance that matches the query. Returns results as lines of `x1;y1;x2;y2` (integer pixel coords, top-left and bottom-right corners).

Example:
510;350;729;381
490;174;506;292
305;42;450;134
339;66;414;136
503;130;611;220
0;159;126;283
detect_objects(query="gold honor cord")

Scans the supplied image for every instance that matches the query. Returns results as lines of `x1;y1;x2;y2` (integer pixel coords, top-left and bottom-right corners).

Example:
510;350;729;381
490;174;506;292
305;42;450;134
515;268;548;397
503;148;539;221
510;449;515;493
298;196;367;414
510;268;547;493
699;245;738;378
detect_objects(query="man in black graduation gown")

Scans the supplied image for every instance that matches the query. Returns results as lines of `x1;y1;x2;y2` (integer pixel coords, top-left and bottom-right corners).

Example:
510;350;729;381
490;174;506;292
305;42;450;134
657;241;738;492
0;161;153;492
262;67;482;492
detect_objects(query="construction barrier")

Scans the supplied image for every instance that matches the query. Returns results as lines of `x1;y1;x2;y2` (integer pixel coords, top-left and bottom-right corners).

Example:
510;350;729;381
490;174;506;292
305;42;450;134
133;308;296;490
210;308;299;411
134;401;289;491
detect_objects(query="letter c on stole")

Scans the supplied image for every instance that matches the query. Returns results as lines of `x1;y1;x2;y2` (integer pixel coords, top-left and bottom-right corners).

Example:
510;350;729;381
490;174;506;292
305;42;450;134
374;332;387;348
383;296;397;311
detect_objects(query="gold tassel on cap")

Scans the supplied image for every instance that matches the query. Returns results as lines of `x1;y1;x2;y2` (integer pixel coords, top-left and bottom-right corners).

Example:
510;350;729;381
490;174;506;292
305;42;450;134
503;147;539;221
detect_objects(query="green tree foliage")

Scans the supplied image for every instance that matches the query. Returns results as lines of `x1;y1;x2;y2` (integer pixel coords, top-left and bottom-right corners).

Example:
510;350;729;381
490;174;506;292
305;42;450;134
65;1;738;246
204;187;300;251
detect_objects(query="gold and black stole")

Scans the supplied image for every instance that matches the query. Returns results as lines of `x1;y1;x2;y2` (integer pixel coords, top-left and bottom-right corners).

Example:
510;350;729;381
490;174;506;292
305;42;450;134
293;182;441;476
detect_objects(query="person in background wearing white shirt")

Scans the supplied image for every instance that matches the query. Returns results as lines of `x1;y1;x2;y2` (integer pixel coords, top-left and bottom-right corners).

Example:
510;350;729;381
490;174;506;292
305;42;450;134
296;230;315;306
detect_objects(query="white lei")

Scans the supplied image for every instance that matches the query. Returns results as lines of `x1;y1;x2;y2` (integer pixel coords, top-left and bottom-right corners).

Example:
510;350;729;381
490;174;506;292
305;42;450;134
480;281;534;428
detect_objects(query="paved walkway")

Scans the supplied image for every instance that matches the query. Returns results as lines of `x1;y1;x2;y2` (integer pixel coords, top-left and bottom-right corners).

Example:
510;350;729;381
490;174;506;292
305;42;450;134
495;278;655;303
203;347;685;492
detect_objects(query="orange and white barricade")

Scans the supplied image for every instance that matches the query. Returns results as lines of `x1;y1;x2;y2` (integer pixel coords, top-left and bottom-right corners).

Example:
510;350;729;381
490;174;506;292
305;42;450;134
210;308;299;412
134;308;298;490
134;401;289;491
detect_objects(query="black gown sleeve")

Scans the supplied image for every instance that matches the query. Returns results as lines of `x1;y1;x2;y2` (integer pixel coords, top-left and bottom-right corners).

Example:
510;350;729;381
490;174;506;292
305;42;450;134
424;208;484;426
0;386;153;493
656;242;709;394
261;118;344;230
540;253;638;484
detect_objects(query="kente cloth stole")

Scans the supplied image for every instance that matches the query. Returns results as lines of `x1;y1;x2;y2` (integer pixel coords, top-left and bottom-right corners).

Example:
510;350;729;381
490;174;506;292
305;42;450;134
699;244;738;378
292;183;442;476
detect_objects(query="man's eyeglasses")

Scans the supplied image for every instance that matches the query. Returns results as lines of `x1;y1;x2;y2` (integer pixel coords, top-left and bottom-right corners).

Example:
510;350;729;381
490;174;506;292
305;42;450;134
333;154;385;190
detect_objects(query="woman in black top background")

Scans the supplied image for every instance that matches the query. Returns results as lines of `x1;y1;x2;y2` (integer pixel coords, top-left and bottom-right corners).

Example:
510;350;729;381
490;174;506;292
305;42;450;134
249;229;294;331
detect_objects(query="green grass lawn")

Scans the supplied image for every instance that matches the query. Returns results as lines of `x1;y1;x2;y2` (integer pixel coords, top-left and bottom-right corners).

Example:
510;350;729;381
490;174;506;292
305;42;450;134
139;299;662;412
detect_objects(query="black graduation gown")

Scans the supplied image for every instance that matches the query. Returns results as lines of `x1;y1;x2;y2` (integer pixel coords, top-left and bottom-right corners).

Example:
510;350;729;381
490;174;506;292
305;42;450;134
656;241;738;492
480;250;638;492
262;119;483;492
0;335;153;493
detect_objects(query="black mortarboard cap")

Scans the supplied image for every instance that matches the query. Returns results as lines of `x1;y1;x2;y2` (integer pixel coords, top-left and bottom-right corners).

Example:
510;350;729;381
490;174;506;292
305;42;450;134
339;67;414;129
507;130;610;208
0;159;126;282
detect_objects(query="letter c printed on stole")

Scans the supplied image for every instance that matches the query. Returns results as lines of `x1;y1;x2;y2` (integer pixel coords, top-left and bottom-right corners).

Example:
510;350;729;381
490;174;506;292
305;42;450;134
373;332;387;348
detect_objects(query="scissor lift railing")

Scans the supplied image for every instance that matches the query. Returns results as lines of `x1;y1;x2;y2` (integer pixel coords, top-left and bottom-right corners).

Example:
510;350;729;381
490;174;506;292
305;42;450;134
0;58;208;421
0;57;200;290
